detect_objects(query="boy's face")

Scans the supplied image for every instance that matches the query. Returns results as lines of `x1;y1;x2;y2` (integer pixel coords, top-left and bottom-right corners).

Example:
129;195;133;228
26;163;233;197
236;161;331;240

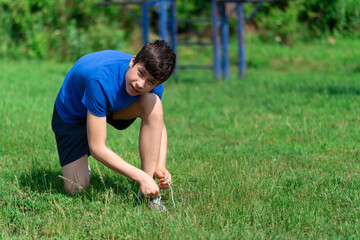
125;56;160;96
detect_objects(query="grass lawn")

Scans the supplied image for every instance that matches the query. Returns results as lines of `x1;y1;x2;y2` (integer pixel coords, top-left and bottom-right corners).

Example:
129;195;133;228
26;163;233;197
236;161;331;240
1;35;360;238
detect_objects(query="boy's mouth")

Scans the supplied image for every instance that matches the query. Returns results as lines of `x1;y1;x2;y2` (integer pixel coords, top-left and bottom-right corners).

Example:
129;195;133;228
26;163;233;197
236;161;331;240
130;84;140;94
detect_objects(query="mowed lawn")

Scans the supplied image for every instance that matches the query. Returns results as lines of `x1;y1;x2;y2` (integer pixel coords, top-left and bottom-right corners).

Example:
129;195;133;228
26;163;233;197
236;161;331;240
1;36;360;238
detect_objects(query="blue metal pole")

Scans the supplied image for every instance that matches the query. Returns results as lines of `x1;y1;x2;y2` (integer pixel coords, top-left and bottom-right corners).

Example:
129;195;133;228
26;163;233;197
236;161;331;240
141;2;149;44
237;2;246;78
211;0;221;79
169;0;177;53
169;0;177;76
220;2;230;80
159;0;168;42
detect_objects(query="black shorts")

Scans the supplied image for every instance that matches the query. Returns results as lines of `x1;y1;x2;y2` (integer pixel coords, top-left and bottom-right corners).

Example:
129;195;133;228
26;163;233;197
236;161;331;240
51;107;136;167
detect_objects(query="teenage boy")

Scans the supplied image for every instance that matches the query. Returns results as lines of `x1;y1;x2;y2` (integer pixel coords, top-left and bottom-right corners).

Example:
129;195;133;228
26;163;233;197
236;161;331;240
51;40;176;211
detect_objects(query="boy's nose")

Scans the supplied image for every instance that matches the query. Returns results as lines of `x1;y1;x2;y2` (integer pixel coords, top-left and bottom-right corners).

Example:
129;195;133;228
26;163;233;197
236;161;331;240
137;78;146;88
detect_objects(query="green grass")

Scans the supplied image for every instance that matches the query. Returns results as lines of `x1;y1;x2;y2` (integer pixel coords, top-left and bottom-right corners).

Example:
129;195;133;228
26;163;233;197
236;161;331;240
1;35;360;238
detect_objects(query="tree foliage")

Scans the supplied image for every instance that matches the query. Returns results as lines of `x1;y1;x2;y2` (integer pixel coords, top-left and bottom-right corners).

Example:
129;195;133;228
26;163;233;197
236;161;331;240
0;0;131;60
0;0;359;60
254;0;360;43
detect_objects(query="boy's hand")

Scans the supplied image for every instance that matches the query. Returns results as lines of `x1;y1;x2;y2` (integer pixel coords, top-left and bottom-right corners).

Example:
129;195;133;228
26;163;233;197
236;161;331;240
139;173;160;199
155;169;172;190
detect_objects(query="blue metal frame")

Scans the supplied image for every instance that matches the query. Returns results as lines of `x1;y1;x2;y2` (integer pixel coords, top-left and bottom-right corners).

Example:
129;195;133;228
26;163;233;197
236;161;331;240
169;0;177;76
212;0;279;80
97;1;175;46
97;0;279;81
141;3;150;43
237;3;246;77
159;0;168;41
220;3;230;80
211;0;221;79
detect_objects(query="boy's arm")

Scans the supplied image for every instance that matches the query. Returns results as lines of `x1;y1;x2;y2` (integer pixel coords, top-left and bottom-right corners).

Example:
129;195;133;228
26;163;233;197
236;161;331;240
86;110;160;198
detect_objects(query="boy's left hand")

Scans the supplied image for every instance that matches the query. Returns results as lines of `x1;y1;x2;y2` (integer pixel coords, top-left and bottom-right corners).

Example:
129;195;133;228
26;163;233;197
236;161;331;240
154;169;172;190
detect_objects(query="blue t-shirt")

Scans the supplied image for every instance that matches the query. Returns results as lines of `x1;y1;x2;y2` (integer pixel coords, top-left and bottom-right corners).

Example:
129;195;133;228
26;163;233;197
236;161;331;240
55;50;163;124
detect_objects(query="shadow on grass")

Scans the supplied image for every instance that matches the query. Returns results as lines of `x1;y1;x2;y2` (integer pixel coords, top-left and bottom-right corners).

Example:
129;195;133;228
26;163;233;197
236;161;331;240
17;167;139;200
300;85;360;96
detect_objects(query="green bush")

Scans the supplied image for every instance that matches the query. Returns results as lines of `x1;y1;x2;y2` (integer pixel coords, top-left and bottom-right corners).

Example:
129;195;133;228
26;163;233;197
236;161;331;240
0;0;131;61
299;0;360;37
254;0;360;44
252;1;304;45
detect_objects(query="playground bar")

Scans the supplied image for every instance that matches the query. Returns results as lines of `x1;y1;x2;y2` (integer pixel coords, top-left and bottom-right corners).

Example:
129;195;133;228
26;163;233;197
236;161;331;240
211;0;222;79
220;3;230;80
237;3;246;77
141;3;149;43
213;0;279;79
159;0;168;41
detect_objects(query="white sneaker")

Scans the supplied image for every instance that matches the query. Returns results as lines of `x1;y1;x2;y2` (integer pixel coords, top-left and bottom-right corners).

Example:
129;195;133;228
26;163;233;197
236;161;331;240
148;196;167;212
137;189;167;212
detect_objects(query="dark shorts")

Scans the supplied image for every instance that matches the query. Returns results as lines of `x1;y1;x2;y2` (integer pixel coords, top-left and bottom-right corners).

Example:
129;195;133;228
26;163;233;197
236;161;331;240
51;107;136;167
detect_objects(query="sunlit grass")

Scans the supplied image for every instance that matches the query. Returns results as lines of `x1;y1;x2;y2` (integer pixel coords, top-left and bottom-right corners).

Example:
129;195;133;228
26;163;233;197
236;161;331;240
1;35;360;238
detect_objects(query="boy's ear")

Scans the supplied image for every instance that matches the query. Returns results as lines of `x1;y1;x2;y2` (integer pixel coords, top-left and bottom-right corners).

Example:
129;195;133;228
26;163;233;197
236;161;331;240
129;56;136;67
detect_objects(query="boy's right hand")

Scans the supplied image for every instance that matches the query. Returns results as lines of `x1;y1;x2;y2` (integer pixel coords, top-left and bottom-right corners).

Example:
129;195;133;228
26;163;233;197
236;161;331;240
139;173;160;199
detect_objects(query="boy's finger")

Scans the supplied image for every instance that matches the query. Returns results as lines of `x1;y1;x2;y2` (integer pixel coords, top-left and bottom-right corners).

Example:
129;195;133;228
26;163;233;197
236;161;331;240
159;181;169;186
163;176;171;183
159;185;169;190
156;171;164;178
160;179;170;185
159;181;167;186
159;182;170;188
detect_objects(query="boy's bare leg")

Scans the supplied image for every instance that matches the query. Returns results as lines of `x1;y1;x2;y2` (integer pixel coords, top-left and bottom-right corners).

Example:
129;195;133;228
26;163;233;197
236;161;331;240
112;93;164;178
138;97;163;177
61;154;90;195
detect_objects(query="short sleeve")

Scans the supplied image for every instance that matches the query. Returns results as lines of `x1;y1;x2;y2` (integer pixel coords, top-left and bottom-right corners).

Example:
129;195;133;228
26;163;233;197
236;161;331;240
151;83;164;100
82;79;108;117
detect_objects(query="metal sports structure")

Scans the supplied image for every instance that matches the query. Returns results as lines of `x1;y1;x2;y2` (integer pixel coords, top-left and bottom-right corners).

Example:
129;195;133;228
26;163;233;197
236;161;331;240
97;0;279;80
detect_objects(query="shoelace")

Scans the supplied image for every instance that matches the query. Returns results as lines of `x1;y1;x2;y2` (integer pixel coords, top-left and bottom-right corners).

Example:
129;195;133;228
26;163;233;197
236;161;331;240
164;176;175;209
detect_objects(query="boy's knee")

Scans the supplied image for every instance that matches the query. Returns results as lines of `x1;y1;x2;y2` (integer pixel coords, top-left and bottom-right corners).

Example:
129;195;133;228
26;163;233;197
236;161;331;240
64;177;89;195
61;155;90;195
138;93;163;120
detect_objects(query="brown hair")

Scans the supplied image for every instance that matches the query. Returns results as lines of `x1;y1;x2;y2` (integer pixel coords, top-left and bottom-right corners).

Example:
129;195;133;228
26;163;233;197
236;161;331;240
134;40;176;82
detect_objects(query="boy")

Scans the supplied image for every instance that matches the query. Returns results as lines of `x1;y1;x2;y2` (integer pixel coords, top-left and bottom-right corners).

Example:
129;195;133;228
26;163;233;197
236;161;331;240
51;40;176;211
